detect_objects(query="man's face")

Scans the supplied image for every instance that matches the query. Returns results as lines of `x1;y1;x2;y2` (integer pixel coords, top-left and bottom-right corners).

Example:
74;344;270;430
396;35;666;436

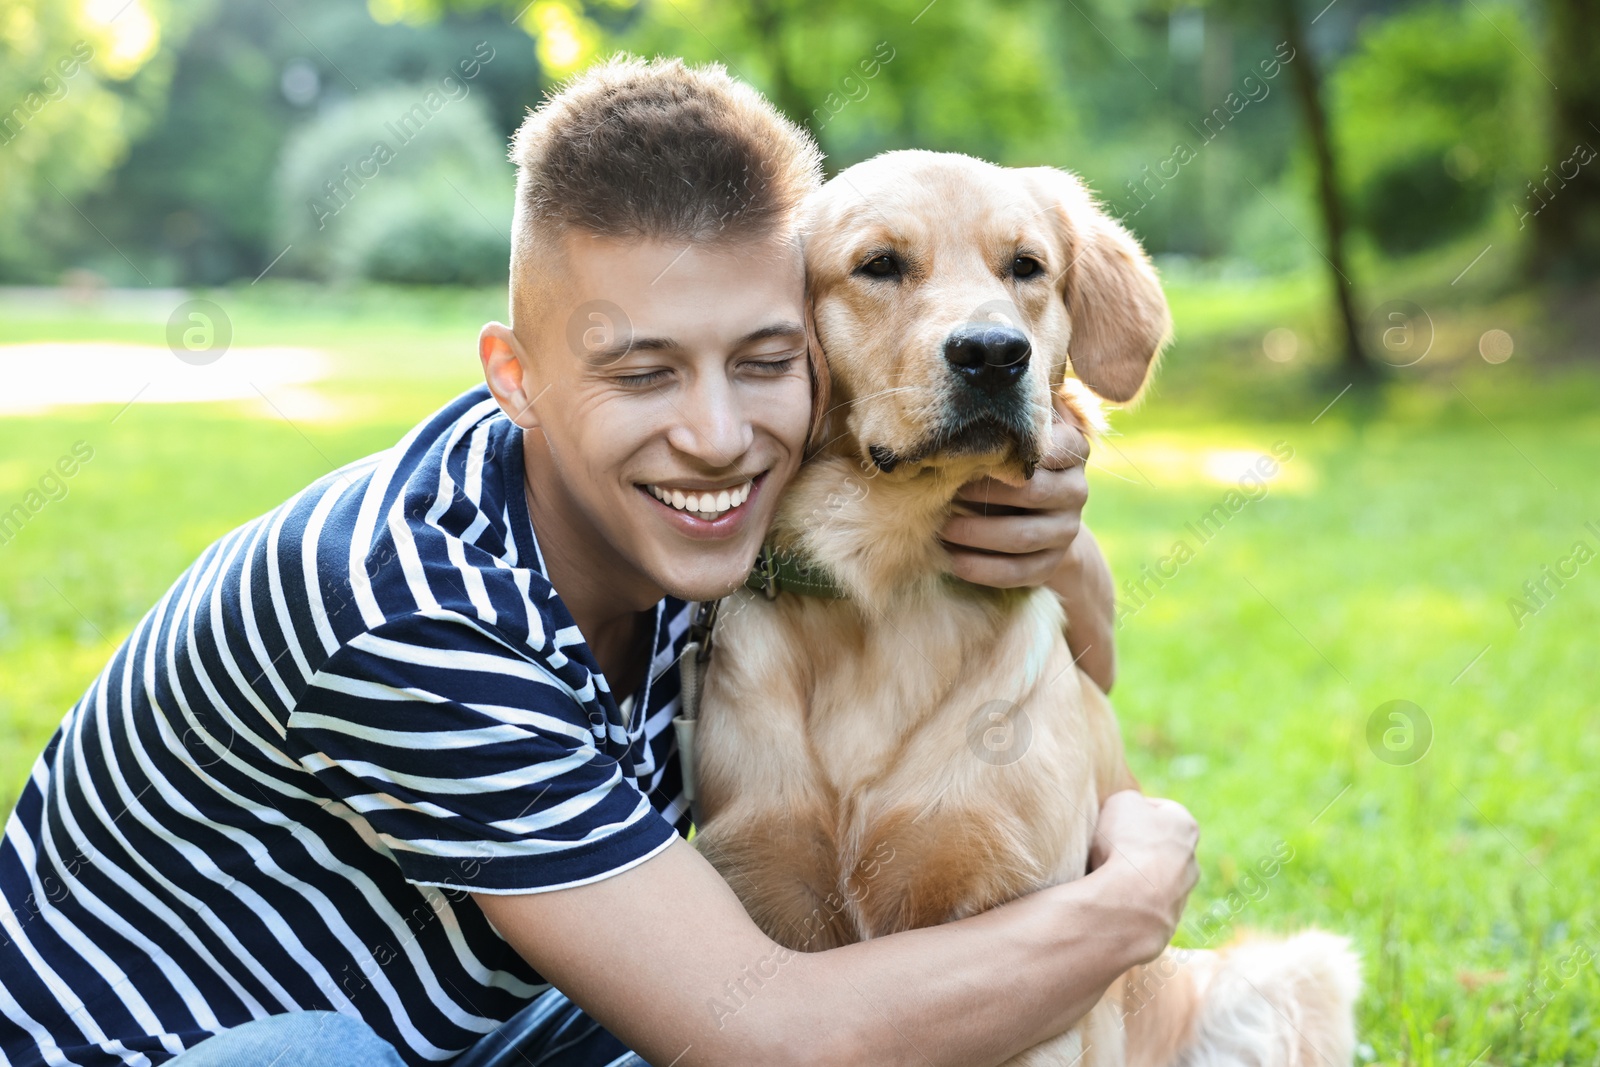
516;231;812;604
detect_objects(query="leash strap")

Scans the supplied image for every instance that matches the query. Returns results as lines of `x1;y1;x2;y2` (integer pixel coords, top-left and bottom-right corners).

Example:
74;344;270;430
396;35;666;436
672;598;720;829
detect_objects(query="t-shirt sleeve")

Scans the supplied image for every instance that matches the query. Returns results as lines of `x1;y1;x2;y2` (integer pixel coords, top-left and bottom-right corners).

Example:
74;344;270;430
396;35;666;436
285;610;678;893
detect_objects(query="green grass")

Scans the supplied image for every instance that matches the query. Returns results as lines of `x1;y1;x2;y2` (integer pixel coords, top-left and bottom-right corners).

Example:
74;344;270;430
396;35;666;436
1100;407;1599;1065
1;277;1595;1065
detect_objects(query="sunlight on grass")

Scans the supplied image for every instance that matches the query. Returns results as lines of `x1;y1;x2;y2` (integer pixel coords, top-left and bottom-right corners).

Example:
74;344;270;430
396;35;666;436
1093;434;1320;493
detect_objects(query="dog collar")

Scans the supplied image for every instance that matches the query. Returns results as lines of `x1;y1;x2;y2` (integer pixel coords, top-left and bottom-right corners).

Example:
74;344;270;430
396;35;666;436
745;545;848;599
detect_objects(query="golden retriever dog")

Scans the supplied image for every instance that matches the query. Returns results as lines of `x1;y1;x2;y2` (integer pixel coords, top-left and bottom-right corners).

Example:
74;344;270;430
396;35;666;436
691;150;1360;1066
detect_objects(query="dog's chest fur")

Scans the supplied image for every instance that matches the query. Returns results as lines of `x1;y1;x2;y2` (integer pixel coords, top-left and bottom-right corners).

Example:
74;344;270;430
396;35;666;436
694;461;1101;951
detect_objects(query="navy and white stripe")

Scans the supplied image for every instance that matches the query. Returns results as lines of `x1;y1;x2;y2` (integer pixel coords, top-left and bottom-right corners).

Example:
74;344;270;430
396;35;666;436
0;385;694;1066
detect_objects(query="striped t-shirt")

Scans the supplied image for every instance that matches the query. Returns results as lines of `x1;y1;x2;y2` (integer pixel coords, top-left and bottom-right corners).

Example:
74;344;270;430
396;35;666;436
0;385;695;1067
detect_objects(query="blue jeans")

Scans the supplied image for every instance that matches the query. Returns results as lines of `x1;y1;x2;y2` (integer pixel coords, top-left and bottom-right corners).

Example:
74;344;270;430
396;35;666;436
167;988;651;1067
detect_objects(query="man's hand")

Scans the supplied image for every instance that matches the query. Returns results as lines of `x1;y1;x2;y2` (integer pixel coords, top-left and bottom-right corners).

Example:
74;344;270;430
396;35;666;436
940;394;1117;692
1089;790;1201;961
939;395;1090;589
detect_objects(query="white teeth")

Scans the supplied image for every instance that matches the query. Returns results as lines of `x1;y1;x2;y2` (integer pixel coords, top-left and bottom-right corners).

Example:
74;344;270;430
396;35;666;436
645;479;755;519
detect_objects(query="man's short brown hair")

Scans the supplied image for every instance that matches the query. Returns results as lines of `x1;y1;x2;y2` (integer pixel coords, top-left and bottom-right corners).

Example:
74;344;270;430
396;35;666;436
508;55;823;329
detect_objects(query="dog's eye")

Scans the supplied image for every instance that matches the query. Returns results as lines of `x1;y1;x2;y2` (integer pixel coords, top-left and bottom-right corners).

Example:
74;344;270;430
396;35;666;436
858;254;902;279
1012;255;1043;279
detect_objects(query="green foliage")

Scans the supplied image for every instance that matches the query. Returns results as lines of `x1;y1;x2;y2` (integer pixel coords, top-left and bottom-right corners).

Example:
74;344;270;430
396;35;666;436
617;0;1080;171
3;0;1568;288
0;0;540;284
1332;1;1543;256
0;0;201;281
348;174;512;285
81;1;298;285
274;83;513;283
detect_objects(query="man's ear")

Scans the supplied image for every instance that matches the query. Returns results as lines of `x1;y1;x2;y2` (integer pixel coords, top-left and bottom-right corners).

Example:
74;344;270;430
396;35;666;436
479;322;541;429
1021;167;1171;404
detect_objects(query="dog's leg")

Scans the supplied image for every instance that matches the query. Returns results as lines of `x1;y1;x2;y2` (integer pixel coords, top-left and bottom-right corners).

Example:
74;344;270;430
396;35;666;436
694;811;861;952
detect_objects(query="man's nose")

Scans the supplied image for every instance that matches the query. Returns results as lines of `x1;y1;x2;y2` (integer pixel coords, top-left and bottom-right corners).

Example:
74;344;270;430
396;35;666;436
943;324;1031;393
667;374;754;464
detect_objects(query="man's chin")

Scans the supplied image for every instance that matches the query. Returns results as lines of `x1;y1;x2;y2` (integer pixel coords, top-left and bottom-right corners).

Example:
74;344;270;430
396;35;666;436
658;571;756;604
649;551;760;604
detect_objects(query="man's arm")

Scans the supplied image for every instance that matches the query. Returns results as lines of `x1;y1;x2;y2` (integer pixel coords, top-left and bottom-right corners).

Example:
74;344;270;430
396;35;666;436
940;395;1116;691
475;792;1197;1067
1049;524;1116;692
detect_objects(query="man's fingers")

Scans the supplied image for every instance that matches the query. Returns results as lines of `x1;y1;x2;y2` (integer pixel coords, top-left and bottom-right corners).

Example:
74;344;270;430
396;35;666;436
940;511;1074;557
943;546;1063;589
953;474;1049;510
954;466;1087;512
1039;398;1092;472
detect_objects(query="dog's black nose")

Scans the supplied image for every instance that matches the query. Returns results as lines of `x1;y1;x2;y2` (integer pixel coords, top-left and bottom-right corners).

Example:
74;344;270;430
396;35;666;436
943;324;1031;391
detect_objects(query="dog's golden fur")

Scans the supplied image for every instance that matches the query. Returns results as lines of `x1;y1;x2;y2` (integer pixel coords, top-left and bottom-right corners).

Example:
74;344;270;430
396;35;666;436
695;150;1359;1066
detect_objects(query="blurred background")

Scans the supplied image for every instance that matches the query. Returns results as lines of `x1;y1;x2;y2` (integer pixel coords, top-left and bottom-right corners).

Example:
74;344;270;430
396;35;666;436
1;0;1596;1062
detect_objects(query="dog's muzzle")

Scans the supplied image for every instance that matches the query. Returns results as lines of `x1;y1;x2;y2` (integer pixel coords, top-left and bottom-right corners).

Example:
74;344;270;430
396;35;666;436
867;410;1043;477
865;324;1043;476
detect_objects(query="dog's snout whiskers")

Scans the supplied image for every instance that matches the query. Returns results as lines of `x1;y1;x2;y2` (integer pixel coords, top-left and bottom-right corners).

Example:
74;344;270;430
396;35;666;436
825;384;920;419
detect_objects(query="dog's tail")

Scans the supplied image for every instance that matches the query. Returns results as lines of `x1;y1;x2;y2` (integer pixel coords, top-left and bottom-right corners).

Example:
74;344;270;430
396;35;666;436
1175;929;1361;1067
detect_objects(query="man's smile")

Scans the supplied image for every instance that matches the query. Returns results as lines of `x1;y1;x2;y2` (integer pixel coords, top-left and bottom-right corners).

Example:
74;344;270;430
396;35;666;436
637;472;767;531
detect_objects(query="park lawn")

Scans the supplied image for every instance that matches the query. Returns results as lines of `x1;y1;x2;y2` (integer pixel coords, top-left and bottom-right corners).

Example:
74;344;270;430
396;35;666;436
1;279;1596;1066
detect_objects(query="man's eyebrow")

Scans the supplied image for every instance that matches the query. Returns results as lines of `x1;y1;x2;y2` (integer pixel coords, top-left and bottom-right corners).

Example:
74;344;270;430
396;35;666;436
587;322;805;365
587;334;678;364
736;322;806;347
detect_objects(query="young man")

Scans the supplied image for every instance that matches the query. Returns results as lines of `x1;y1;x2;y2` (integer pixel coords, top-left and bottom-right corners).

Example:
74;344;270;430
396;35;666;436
0;58;1197;1067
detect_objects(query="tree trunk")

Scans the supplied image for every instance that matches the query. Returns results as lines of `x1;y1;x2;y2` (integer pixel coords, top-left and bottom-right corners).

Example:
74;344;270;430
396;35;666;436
1532;0;1600;280
1279;0;1373;378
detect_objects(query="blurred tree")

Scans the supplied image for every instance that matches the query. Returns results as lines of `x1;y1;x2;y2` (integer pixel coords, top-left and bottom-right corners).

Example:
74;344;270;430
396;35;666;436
86;0;540;284
0;0;196;282
619;0;1077;171
6;0;1568;312
1186;0;1373;375
1532;0;1600;279
413;0;1081;173
371;0;639;80
1333;3;1541;258
274;83;512;283
85;0;297;284
1275;0;1371;376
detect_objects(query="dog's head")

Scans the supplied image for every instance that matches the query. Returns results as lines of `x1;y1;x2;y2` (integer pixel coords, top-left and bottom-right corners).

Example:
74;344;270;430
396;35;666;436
803;150;1170;482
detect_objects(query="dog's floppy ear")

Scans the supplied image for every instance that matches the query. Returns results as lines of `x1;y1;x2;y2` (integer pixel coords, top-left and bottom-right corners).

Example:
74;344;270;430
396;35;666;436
802;290;833;458
1021;167;1171;403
